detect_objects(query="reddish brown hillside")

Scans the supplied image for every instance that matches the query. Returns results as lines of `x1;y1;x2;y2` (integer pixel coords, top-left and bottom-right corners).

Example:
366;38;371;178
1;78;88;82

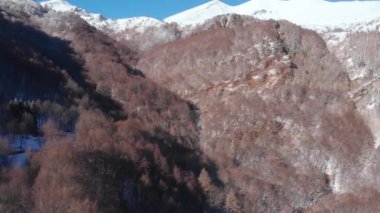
139;15;377;211
0;7;214;213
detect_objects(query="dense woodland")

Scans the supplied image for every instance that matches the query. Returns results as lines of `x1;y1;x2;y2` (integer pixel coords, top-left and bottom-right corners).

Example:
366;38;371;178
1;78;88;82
0;1;379;212
139;15;380;212
0;5;216;213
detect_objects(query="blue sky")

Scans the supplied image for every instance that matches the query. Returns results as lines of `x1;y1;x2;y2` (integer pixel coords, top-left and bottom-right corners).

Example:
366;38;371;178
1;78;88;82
46;0;248;19
39;0;361;20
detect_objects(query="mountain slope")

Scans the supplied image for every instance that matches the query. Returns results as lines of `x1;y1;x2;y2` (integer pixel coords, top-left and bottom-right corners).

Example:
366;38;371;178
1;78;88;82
139;16;378;211
40;0;180;51
0;3;214;212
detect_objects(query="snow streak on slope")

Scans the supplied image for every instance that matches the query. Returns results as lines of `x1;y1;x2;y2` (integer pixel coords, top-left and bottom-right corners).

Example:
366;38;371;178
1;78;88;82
40;0;165;34
165;0;380;32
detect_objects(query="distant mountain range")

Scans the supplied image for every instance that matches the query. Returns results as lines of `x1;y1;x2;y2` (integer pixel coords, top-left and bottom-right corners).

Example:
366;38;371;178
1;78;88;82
41;0;380;46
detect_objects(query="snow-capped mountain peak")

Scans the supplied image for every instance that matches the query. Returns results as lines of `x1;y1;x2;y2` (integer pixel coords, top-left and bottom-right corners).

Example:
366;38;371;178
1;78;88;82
165;0;231;27
40;0;77;12
41;0;106;23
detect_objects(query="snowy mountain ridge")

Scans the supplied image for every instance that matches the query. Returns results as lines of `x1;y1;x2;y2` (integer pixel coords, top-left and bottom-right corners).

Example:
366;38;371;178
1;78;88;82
40;0;166;34
166;0;380;31
40;0;380;46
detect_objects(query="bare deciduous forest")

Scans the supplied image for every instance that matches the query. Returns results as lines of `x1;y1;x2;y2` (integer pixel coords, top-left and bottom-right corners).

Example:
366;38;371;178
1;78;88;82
0;0;380;212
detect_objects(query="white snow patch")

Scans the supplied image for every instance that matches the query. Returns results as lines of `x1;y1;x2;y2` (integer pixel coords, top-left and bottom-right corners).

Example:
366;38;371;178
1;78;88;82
252;73;266;81
325;31;347;46
367;102;376;110
268;68;279;76
325;158;344;193
349;68;369;81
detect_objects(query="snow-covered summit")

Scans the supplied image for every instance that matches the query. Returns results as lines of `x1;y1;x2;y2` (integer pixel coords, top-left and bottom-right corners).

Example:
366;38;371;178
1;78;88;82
165;0;231;27
40;0;165;34
40;0;77;12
